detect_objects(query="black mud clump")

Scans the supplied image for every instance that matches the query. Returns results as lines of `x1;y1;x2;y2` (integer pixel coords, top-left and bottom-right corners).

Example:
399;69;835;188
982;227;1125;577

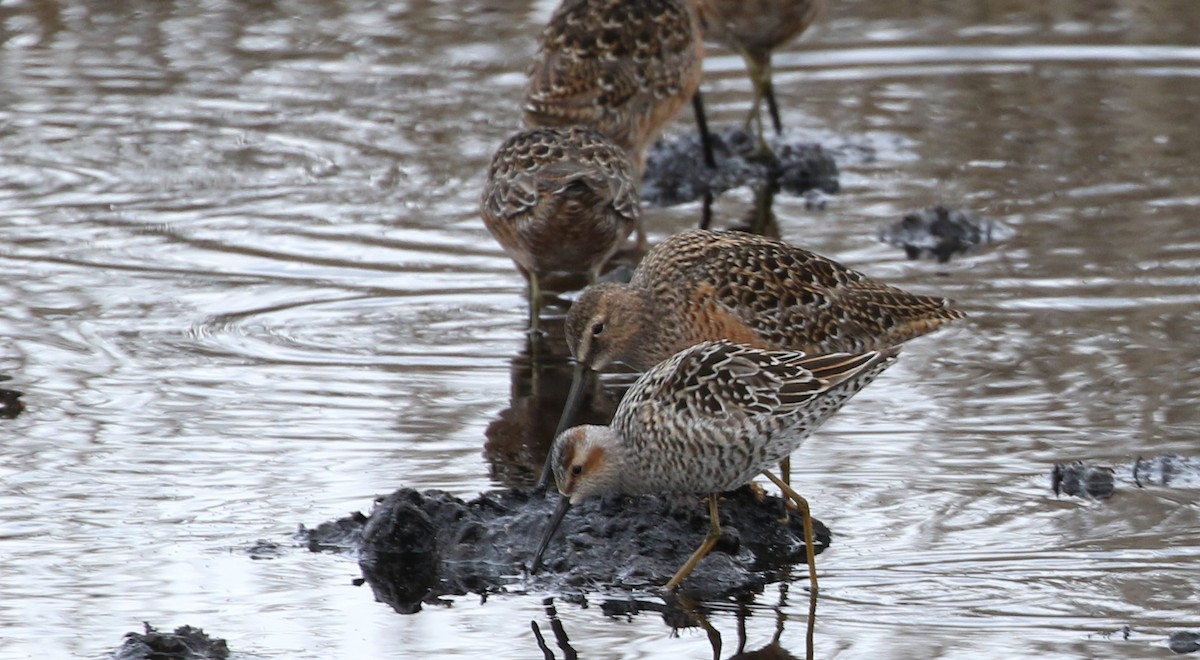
112;623;228;660
244;539;285;560
641;127;839;207
301;510;367;553
1170;631;1200;654
878;205;1009;262
1052;461;1116;499
1051;454;1200;499
0;375;24;419
300;486;830;611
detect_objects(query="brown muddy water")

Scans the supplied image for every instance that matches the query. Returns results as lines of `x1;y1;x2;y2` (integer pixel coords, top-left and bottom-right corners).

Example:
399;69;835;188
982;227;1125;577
3;1;1200;658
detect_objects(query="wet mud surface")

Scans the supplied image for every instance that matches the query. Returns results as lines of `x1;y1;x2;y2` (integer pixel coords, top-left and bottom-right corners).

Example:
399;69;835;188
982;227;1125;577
877;205;1009;263
300;485;830;611
641;126;840;207
1052;454;1200;499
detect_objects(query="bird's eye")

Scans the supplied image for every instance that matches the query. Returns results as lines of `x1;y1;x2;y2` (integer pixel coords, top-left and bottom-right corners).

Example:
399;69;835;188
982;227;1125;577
591;322;605;336
571;464;583;475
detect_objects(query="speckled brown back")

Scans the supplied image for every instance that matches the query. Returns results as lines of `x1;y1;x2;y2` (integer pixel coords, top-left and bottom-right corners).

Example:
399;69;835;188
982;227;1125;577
480;127;639;278
629;229;965;357
524;0;705;163
612;340;899;493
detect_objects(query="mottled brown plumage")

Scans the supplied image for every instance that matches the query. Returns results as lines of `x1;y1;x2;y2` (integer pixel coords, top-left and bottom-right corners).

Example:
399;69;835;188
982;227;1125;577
524;0;705;170
697;0;826;136
532;340;899;592
566;229;964;373
481;127;639;331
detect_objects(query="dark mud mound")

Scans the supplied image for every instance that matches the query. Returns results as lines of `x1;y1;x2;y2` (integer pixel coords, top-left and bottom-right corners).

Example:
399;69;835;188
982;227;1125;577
642;127;839;207
1170;631;1200;654
112;623;228;660
878;205;1008;262
1052;454;1200;499
0;375;24;419
302;510;368;553
1052;462;1116;499
301;486;830;611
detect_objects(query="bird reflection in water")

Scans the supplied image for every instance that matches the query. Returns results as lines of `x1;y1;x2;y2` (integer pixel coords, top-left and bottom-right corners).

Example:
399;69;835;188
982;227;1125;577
674;583;813;660
530;597;579;660
732;175;783;238
697;168;785;238
483;299;627;489
531;585;807;660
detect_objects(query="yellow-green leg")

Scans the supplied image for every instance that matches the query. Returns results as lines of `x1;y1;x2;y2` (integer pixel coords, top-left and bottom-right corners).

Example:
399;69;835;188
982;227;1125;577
739;48;789;159
762;470;818;660
762;470;817;597
741;55;764;133
741;54;771;154
665;493;722;591
759;60;783;136
776;456;792;522
522;269;545;395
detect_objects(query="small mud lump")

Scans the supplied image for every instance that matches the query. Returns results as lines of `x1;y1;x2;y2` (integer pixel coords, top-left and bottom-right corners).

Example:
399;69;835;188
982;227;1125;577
111;623;229;660
879;205;1007;262
1052;461;1116;499
642;127;838;207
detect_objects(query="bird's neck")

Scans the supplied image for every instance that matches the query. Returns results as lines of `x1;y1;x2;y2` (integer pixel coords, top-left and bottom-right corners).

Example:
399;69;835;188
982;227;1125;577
622;289;672;371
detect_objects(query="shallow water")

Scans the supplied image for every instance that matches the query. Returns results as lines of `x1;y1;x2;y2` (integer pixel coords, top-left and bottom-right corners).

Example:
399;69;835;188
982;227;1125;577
2;0;1199;658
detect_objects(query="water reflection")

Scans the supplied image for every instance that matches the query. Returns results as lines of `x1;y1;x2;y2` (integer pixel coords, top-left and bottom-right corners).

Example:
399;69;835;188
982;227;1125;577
727;177;783;238
483;317;623;489
531;597;580;660
532;585;813;660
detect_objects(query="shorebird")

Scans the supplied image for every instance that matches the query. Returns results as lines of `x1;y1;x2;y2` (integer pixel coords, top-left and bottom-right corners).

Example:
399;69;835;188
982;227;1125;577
480;126;639;332
524;0;708;172
697;0;827;140
531;340;900;597
538;229;963;488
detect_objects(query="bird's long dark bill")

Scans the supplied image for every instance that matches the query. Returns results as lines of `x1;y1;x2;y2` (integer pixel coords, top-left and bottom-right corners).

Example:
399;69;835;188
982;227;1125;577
530;495;572;574
535;362;592;490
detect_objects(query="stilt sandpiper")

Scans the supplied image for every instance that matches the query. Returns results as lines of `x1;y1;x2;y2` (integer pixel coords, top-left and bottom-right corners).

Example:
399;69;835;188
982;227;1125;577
531;340;899;599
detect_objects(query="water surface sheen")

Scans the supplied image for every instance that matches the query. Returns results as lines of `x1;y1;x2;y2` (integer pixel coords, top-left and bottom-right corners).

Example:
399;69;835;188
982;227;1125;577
1;0;1198;658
